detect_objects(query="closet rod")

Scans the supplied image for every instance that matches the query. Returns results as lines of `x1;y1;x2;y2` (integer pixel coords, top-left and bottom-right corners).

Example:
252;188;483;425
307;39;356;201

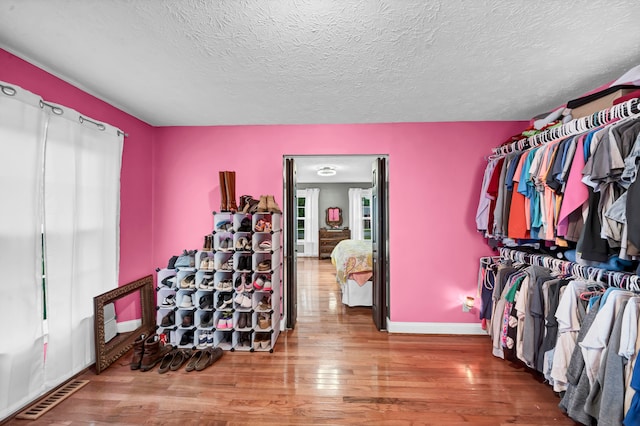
491;97;640;158
498;247;640;292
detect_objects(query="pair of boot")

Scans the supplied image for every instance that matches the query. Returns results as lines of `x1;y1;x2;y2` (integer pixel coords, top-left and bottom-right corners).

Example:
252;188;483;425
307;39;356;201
130;333;174;372
202;234;213;251
239;195;259;213
218;171;238;212
257;195;282;213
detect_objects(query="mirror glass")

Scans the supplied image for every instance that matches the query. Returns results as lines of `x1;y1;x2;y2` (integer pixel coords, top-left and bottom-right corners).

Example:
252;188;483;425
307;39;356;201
93;275;155;374
326;207;343;228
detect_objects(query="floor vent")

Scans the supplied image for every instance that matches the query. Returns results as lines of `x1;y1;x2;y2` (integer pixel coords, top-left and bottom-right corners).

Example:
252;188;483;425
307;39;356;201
15;379;90;420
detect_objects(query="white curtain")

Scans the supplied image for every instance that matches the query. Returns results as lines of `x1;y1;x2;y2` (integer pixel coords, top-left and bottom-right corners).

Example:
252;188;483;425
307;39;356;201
44;104;123;387
0;84;47;420
349;188;365;240
0;81;123;419
297;188;319;257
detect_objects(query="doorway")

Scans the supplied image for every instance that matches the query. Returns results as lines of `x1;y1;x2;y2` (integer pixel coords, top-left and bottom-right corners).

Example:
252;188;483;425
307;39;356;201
283;155;389;331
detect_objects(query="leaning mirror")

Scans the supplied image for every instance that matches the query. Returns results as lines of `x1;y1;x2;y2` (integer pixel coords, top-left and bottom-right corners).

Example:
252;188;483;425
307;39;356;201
326;206;343;228
93;275;155;374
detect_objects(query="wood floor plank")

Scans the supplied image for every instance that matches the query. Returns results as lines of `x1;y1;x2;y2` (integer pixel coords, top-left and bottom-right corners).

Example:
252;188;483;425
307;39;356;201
4;258;578;425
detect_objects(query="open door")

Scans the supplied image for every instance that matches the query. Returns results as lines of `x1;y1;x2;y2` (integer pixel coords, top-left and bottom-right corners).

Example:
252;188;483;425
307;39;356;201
371;157;389;330
284;157;297;329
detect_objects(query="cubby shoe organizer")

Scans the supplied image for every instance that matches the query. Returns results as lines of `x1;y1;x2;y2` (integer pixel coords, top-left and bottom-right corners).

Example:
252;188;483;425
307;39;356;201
156;212;282;352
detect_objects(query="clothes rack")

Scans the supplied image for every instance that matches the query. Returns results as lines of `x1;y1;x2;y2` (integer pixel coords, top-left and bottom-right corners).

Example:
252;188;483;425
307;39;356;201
491;98;640;158
499;247;640;292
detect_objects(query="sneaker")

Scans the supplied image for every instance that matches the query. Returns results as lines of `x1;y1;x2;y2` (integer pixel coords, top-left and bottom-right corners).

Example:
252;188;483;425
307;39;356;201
197;332;208;349
263;277;272;291
216;293;233;309
215;280;232;292
217;316;229;329
161;294;176;307
206;332;214;347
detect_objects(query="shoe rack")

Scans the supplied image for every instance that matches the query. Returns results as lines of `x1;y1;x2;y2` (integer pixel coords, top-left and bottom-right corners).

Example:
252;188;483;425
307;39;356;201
155;212;282;352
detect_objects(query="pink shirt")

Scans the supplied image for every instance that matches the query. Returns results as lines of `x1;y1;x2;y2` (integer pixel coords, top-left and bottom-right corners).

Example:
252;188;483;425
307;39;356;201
557;135;588;237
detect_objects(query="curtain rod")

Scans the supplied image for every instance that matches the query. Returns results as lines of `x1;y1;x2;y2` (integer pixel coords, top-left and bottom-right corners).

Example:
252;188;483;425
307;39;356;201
491;98;640;158
498;247;640;292
1;82;128;138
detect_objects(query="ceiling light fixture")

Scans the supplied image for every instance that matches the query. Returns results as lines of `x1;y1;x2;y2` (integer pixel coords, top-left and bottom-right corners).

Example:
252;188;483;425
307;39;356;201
317;166;337;177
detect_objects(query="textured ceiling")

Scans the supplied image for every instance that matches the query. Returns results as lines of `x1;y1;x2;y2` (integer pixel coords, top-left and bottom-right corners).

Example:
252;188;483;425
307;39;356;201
1;0;640;127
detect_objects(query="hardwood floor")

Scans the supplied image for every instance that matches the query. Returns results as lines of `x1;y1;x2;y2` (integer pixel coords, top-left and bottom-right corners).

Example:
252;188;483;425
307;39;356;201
6;258;577;425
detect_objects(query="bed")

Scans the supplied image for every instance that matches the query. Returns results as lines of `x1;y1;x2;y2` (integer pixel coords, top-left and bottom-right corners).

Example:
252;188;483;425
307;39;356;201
330;239;373;307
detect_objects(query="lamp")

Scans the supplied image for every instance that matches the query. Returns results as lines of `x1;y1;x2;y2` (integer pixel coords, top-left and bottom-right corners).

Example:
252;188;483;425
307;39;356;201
317;166;336;177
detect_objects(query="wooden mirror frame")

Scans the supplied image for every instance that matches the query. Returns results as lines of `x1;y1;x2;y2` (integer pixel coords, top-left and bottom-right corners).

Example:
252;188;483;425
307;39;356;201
93;275;155;374
326;206;343;228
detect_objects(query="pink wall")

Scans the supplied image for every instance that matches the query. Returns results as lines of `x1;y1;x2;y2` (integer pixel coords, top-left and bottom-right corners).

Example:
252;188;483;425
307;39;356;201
0;49;154;321
153;122;526;323
2;47;529;325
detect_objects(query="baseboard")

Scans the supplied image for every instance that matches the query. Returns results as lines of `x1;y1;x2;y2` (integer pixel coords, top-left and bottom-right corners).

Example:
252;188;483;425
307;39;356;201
386;319;487;335
116;319;142;333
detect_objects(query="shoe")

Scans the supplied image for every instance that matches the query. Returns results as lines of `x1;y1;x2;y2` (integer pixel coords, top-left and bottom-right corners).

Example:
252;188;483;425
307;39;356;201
257;195;268;212
215;220;232;231
169;349;192;371
161;294;176;307
258;313;270;330
219;258;233;270
200;312;213;328
238;217;252;232
180;330;194;346
180;274;196;289
216;293;233;309
215;279;232;292
203;235;212;251
160;276;176;288
219;237;230;251
257;259;271;271
266;195;282;214
235;237;246;251
237;256;246;271
199;275;214;290
197;332;208;349
224;171;238;213
258;240;272;251
238;312;247;329
130;333;147;370
140;335;174;372
185;350;203;372
161;311;175;327
207;258;215;270
263;277;272;291
217;314;230;329
253;276;264;290
180;294;194;308
206;332;214;347
181;312;193;327
158;349;178;374
257;295;271;311
195;347;224;371
199;294;213;309
219;172;228;212
255;218;266;232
